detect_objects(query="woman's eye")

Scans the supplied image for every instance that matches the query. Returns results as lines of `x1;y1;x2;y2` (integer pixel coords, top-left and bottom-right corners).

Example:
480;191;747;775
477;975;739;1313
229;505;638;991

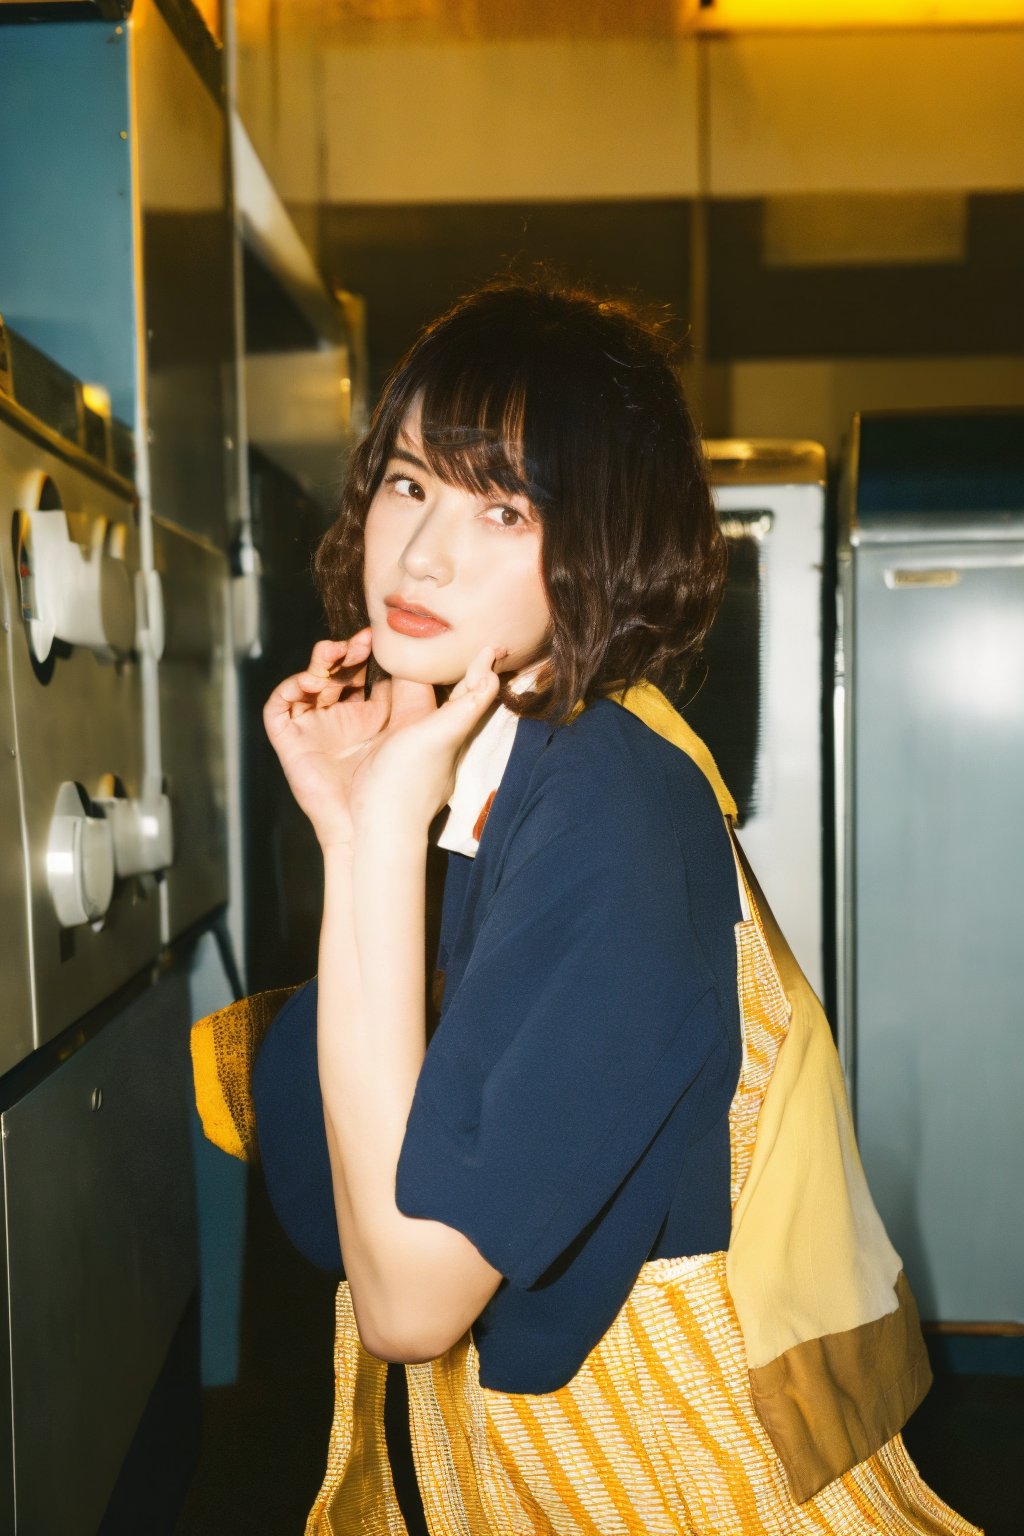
385;472;424;500
483;504;525;529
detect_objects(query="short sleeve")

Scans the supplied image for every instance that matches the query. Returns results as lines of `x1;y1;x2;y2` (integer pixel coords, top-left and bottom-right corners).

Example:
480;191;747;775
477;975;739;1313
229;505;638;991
251;978;342;1273
395;730;730;1290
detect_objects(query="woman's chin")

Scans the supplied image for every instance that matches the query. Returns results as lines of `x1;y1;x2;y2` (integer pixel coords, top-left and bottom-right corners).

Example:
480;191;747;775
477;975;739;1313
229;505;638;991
370;625;465;687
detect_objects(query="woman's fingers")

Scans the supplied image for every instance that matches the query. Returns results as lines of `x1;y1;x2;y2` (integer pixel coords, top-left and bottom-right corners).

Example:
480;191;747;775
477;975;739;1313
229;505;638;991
264;629;373;731
448;646;505;704
300;629;371;690
432;647;502;735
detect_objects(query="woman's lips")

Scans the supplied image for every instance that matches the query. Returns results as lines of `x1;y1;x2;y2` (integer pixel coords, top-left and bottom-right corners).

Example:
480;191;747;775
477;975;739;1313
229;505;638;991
383;598;450;639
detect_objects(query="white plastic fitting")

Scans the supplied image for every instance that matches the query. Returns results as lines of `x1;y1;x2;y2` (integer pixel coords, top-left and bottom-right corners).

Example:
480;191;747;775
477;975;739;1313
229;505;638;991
19;509;136;663
93;790;174;878
46;782;116;927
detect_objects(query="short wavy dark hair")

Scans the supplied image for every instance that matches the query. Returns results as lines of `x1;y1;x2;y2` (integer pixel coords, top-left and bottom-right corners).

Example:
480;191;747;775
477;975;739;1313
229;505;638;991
314;272;725;720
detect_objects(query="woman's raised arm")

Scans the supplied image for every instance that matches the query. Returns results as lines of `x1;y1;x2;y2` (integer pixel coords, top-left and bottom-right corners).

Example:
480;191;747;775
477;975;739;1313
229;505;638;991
265;640;505;1361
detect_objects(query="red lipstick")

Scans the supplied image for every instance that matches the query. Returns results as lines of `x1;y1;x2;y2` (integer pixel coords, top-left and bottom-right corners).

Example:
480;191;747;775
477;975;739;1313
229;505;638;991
383;595;450;639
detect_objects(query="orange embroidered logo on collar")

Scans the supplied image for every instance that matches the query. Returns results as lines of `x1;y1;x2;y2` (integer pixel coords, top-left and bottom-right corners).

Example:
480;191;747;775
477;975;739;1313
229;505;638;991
472;790;498;844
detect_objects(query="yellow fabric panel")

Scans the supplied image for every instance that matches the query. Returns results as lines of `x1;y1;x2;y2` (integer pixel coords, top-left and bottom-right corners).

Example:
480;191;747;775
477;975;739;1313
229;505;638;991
190;1005;245;1162
728;918;791;1209
726;846;905;1369
189;983;303;1162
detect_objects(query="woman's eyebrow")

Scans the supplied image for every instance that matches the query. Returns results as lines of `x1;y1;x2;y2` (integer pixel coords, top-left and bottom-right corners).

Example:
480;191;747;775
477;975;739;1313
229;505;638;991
389;446;430;473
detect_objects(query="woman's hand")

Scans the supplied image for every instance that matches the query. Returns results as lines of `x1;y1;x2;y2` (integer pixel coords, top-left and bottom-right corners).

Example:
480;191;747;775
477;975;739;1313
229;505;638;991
263;629;502;851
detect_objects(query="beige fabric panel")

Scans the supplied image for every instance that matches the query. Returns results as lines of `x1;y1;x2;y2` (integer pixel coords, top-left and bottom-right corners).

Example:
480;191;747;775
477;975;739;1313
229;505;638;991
727;849;904;1368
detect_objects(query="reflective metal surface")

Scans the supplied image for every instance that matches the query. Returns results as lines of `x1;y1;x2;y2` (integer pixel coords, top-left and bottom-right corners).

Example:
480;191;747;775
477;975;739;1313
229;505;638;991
705;437;827;487
0;415;160;1057
0;10;237;1522
2;967;197;1536
838;411;1024;1326
0;18;136;422
134;0;237;549
154;516;229;939
240;447;329;990
0;11;352;1518
0;491;33;1078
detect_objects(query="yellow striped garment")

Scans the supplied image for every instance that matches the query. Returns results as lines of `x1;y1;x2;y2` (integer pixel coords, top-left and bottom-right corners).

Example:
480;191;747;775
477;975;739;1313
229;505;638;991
303;687;982;1536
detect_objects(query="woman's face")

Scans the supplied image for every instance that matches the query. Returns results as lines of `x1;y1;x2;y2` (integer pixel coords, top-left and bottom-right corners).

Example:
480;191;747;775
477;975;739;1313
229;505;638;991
362;403;551;687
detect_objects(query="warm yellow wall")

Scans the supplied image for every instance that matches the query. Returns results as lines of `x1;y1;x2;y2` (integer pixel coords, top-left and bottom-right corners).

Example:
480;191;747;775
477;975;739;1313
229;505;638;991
728;356;1024;456
320;39;702;203
708;30;1024;194
236;33;323;206
233;14;1024;445
239;24;1024;205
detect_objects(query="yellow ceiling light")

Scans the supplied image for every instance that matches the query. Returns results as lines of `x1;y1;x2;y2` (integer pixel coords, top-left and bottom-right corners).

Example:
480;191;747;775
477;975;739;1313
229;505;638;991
680;0;1024;28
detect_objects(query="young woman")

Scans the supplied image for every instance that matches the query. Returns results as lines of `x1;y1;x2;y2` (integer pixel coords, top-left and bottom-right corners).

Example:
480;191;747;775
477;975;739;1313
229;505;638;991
243;276;981;1533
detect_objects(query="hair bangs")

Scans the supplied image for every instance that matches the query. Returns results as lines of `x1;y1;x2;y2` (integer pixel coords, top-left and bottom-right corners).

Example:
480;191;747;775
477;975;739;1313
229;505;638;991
411;360;542;508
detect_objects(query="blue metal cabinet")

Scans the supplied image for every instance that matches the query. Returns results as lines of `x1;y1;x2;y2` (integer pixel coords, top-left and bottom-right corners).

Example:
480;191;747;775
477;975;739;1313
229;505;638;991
837;411;1024;1327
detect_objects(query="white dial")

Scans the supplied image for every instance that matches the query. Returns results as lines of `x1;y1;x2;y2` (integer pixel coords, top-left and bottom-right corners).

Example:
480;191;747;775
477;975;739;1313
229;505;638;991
46;782;116;928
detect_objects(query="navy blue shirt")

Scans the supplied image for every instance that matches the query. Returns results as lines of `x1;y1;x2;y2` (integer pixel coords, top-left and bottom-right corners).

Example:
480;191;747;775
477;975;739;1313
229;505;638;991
253;699;742;1393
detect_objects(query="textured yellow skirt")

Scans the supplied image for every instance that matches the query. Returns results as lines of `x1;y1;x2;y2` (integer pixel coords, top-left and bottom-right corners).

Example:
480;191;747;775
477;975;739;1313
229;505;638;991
304;899;982;1535
305;1254;981;1536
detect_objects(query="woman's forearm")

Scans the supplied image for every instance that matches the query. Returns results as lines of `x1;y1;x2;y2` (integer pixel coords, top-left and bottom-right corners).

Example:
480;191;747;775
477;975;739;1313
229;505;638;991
317;829;430;1350
317;825;501;1361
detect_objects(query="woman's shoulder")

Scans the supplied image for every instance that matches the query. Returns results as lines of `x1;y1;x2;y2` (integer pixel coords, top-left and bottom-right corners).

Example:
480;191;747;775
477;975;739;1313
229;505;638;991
487;696;727;894
525;696;721;823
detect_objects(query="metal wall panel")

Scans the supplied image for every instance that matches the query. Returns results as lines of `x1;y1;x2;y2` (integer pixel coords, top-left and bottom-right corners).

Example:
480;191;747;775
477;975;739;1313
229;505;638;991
134;0;237;548
0;448;34;1077
850;543;1024;1322
0;415;160;1055
839;411;1024;1327
240;448;328;990
154;516;229;939
0;19;136;422
2;970;197;1536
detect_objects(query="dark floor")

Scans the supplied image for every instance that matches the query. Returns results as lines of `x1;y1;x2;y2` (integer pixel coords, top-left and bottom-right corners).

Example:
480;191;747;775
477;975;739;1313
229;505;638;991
175;1174;1019;1535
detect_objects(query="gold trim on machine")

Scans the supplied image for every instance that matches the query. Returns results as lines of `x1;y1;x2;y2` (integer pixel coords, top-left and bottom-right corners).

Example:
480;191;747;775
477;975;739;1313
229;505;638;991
705;438;827;487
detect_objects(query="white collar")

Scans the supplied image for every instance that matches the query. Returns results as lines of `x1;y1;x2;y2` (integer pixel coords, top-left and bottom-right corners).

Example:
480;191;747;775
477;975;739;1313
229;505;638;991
437;668;537;858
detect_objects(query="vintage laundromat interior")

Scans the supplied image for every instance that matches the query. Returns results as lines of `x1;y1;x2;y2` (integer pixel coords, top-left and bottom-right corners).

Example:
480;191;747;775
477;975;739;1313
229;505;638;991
0;0;1022;1532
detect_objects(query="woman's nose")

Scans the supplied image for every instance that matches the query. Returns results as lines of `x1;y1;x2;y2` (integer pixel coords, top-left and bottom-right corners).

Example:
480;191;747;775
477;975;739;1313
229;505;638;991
399;503;455;585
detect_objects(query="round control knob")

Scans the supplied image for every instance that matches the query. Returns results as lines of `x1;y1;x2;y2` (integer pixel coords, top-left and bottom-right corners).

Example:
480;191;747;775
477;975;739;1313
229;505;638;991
46;782;115;927
17;509;137;664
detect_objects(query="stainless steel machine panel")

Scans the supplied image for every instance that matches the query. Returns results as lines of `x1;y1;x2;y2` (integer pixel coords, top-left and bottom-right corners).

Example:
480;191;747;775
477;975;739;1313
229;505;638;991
2;969;197;1536
839;410;1024;1327
135;0;237;549
154;516;229;939
0;511;34;1077
0;412;161;1056
849;542;1024;1324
